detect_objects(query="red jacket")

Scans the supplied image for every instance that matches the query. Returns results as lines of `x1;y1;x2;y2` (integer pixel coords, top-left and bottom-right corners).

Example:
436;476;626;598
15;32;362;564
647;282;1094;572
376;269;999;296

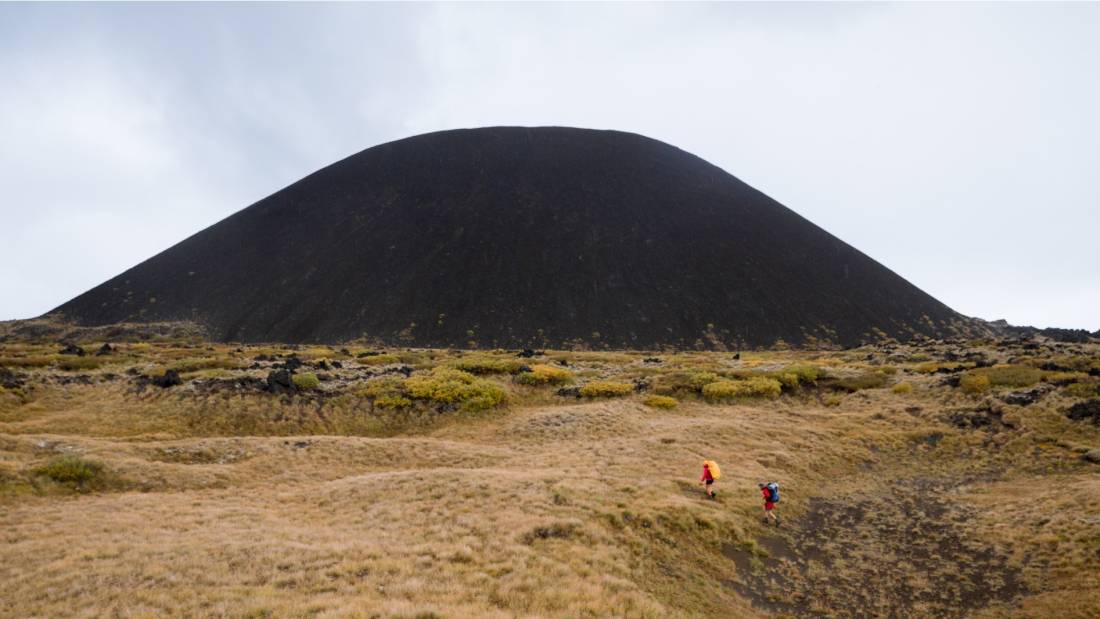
701;465;714;482
761;486;773;503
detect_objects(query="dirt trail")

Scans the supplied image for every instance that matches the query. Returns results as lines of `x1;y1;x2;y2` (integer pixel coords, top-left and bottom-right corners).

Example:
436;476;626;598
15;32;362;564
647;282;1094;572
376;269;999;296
723;477;1025;617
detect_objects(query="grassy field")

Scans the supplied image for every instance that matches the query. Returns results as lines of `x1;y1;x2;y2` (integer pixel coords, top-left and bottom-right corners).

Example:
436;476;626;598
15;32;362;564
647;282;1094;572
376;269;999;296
1;331;1099;618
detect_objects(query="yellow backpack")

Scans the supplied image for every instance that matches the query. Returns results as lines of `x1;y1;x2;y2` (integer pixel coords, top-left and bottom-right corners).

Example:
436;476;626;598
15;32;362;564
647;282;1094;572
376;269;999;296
703;460;721;480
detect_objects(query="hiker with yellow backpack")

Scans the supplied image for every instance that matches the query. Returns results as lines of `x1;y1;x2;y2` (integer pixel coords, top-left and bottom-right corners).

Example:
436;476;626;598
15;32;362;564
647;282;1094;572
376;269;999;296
700;460;721;499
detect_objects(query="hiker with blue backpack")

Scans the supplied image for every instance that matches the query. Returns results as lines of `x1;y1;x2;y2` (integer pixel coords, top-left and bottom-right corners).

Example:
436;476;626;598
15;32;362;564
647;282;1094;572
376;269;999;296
759;482;780;526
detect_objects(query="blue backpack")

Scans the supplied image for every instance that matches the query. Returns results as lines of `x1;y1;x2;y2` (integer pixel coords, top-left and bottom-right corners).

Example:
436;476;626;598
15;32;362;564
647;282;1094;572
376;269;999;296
766;482;780;503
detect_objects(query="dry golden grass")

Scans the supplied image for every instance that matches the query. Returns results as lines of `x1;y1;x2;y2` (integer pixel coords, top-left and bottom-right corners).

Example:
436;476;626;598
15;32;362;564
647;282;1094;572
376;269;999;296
1;337;1099;617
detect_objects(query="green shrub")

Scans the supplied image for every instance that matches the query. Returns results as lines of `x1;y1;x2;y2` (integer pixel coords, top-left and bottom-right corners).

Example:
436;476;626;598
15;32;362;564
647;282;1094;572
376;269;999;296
1065;381;1099;398
292;373;321;390
57;356;102;371
375;395;413;409
702;377;782;401
515;364;572;385
783;364;822;384
983;365;1043;387
170;357;241;373
579;381;634;398
33;455;103;487
892;382;913;394
356;354;401;366
643;395;678;409
824;394;843;407
358;376;407;399
960;372;991;394
451;356;526;375
688;372;720;390
832;372;889;392
405;367;505;411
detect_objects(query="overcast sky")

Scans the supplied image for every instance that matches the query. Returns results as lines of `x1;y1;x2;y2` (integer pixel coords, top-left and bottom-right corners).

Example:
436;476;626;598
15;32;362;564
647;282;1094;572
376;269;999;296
2;2;1097;330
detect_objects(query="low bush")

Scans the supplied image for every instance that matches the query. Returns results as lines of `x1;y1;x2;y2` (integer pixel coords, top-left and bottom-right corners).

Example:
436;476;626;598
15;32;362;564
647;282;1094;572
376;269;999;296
356;354;401;366
831;372;889;392
0;355;54;368
514;364;572;385
702;376;782;401
32;455;104;488
983;365;1043;387
891;382;913;394
57;356;101;371
783;364;822;384
1066;381;1099;398
960;365;1042;392
358;376;407;399
375;395;413;409
824;394;843;407
292;373;321;390
960;372;991;394
451;356;526;375
170;357;241;373
579;381;634;398
643;395;678;409
405;367;505;411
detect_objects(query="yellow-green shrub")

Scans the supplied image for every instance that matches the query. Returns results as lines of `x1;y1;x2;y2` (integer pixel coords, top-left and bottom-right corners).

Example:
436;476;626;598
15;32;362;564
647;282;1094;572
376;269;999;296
451;356;526;375
579;381;634;398
356;354;401;366
689;372;720;389
832;372;889;392
960;373;991;394
643;395;678;409
375;395;412;409
32;455;105;488
515;364;572;385
292;373;320;391
1065;381;1099;398
0;355;54;368
963;365;1042;390
405;367;505;411
892;382;913;394
702;377;782;401
170;357;240;373
783;364;822;384
358;376;407;399
57;357;102;371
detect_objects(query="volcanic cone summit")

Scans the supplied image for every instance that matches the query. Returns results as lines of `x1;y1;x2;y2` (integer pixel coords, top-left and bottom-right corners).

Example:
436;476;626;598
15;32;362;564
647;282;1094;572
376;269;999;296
53;126;972;348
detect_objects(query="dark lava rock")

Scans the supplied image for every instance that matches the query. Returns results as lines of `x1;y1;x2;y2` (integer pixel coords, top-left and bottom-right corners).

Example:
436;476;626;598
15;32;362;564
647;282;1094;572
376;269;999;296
633;378;651;392
317;373;333;382
516;349;542;358
331;360;343;369
49;127;973;349
0;367;24;389
1000;386;1051;406
95;343;114;356
266;369;296;394
58;343;85;356
314;360;330;370
556;359;569;367
152;370;183;388
357;351;382;358
278;356;303;372
254;354;272;362
948;405;1003;429
1064;399;1100;425
732;353;741;360
556;386;582;399
515;365;533;375
643;357;663;364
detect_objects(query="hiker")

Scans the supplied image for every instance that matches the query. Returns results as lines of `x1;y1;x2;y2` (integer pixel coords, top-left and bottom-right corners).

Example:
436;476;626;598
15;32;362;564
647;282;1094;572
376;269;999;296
700;460;720;499
759;482;780;525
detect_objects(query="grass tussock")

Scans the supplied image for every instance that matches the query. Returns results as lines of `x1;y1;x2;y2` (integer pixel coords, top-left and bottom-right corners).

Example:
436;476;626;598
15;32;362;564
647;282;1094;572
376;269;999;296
56;356;102;371
830;372;889;392
450;355;527;375
891;382;913;394
961;365;1043;391
643;395;678;409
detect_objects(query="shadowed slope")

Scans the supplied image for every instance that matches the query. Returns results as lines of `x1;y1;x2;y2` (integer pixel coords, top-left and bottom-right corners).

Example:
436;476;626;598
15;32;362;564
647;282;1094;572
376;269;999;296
53;126;968;347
